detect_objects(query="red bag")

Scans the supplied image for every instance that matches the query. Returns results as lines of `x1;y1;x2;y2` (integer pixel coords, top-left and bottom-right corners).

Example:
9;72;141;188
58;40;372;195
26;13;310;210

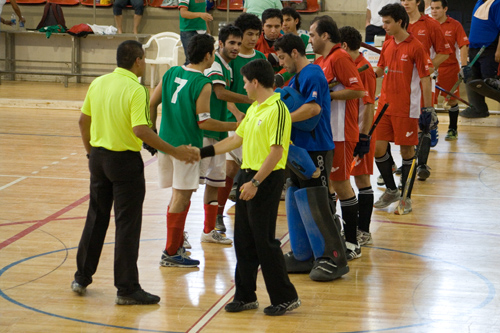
68;24;94;37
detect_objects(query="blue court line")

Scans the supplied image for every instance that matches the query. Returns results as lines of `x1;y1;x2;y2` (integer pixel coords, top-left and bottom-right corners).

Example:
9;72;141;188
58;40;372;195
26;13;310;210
0;241;495;333
0;241;181;333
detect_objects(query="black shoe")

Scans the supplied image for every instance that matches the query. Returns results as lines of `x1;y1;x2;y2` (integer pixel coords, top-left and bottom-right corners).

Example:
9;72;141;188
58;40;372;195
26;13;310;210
459;106;489;118
224;300;259;312
417;165;431;181
215;214;226;233
309;258;349;282
115;289;160;305
284;251;314;273
263;298;301;316
71;280;87;296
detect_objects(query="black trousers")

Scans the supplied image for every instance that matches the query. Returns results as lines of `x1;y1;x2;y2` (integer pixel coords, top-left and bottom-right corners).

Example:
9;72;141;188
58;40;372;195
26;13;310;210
74;147;145;296
365;24;386;43
233;169;298;305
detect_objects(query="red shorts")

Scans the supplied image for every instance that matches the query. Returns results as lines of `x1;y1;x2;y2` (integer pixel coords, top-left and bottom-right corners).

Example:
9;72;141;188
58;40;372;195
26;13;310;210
330;141;356;181
376;114;419;146
351;132;376;176
435;65;460;103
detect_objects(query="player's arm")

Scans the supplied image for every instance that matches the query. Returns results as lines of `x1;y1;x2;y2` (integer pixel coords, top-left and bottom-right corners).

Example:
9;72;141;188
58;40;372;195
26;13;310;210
179;7;213;21
213;83;253;104
366;8;371;27
330;88;365;100
374;66;384;78
420;75;432;108
431;53;449;69
330;58;365;100
149;81;163;131
228;102;246;123
213;132;244;154
197;83;238;132
459;45;469;67
78;114;92;155
290;101;321;123
133;125;200;163
360;103;375;135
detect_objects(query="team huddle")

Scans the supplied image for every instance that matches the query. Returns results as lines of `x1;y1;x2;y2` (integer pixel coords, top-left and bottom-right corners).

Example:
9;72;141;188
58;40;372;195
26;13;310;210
73;0;470;315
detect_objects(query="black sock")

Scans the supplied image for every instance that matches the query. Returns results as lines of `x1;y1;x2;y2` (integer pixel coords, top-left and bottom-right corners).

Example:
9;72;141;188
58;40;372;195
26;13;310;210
401;157;416;198
387;143;395;167
375;152;397;190
417;132;431;167
449;105;459;130
358;186;373;233
340;196;359;244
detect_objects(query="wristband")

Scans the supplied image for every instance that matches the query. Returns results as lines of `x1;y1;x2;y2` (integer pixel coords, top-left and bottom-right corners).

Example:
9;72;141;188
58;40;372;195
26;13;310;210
86;154;90;159
200;145;215;159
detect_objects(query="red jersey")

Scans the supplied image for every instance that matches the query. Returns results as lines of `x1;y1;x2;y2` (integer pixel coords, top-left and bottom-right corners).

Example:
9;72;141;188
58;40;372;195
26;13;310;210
355;53;376;128
407;14;451;60
255;32;282;58
439;16;470;68
314;44;364;142
377;34;432;119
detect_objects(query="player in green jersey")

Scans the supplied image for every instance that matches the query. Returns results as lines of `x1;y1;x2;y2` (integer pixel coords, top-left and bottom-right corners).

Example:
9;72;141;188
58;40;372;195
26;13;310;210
281;7;315;62
201;25;253;241
216;13;267;232
150;34;237;268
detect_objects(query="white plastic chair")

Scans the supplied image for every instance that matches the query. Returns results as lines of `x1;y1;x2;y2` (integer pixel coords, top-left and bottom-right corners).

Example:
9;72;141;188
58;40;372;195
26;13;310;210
143;32;181;88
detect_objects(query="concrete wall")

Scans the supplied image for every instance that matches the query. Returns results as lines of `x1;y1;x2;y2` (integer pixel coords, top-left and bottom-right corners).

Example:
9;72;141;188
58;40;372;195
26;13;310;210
0;0;366;85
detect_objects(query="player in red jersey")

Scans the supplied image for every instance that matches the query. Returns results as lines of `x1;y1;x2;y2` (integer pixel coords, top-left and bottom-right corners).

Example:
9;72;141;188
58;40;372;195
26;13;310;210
339;26;377;245
309;16;366;259
373;3;435;215
401;0;451;180
430;0;469;141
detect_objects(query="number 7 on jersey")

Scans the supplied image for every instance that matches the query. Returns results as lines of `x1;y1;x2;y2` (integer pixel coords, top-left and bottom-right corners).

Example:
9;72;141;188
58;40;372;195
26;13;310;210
171;77;188;104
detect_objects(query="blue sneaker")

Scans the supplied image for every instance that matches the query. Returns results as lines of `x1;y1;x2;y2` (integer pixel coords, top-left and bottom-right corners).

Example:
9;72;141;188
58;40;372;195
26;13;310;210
159;247;200;267
430;128;439;147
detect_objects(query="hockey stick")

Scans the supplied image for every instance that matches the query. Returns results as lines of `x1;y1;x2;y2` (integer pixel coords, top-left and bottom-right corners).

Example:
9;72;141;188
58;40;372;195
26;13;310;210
361;42;381;54
351;103;389;169
397;130;427;215
435;84;471;106
444;45;486;104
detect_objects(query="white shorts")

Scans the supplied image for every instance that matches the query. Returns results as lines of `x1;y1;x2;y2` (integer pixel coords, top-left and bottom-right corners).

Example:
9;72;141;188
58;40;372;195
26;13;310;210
225;131;242;164
200;137;226;187
158;152;200;190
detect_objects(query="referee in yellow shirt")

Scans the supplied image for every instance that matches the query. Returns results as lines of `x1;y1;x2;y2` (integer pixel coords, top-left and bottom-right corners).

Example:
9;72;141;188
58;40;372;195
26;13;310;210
199;59;300;316
73;40;198;305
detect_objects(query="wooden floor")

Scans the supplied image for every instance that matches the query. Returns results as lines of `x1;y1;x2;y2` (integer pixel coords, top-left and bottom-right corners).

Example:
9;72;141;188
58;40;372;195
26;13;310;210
1;81;500;333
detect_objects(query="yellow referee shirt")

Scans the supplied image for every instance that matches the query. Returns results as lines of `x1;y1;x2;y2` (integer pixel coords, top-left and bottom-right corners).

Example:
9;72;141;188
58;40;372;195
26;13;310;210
236;93;291;171
81;68;151;152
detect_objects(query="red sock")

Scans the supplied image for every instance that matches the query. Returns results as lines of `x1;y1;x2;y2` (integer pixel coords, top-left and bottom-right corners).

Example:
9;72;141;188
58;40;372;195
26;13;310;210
217;176;233;216
203;203;218;234
165;202;190;255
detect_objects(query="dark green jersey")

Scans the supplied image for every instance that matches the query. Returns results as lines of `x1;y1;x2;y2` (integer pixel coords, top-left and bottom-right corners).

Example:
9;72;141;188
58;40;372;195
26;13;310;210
159;66;211;148
228;49;267;121
204;52;232;141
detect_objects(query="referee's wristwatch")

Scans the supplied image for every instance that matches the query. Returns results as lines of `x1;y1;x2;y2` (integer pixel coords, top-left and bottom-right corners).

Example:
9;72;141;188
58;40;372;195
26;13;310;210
251;178;260;187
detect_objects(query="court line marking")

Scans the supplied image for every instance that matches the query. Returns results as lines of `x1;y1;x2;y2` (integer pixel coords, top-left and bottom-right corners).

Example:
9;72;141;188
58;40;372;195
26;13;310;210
0;177;27;191
0;233;494;333
0;194;89;251
186;233;291;333
0;174;89;181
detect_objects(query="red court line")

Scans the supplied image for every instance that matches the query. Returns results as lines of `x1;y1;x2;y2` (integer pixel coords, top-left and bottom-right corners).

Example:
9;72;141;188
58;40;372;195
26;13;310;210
0;155;158;249
0;194;90;251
